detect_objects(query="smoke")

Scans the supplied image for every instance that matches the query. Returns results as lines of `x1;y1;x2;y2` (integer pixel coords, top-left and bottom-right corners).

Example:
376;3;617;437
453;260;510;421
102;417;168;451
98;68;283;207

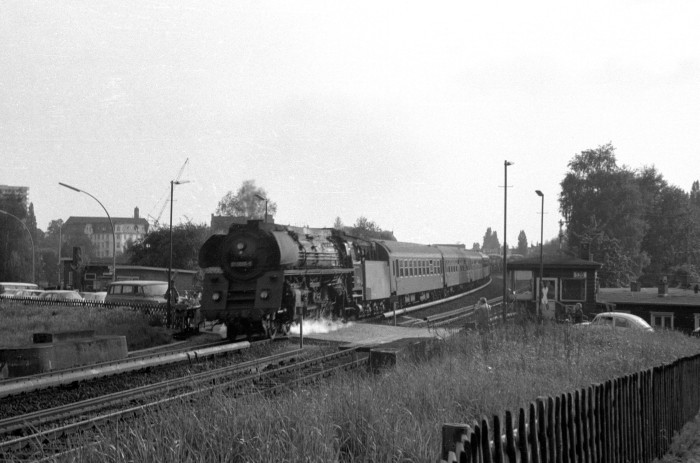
290;318;352;335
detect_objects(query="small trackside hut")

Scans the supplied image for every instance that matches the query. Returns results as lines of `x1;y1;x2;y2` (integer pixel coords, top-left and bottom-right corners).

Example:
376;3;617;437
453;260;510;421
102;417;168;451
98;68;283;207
506;255;602;321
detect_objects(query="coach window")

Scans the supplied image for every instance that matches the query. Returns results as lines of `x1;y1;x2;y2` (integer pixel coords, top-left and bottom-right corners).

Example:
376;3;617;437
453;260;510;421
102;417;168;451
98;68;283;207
695;314;700;331
650;311;674;329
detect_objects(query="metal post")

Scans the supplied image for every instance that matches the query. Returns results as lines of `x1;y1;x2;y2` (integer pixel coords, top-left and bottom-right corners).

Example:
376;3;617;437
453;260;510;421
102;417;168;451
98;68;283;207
59;182;116;282
536;190;544;319
167;179;191;327
0;209;35;283
503;160;513;322
168;180;174;326
58;223;62;289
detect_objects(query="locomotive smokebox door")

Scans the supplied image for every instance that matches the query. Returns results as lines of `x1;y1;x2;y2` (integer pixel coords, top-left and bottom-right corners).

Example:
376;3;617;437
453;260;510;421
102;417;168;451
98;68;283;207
255;270;284;311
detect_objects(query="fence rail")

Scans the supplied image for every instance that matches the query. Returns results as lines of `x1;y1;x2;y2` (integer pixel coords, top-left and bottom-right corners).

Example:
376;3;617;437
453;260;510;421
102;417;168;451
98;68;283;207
441;353;700;462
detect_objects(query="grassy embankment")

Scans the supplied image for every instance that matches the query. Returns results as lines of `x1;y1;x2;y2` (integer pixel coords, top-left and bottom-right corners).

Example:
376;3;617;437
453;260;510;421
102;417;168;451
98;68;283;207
58;322;700;462
0;300;172;350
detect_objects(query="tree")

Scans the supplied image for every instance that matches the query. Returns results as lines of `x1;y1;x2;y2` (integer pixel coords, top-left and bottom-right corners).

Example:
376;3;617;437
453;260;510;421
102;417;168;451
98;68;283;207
0;194;34;282
516;230;528;256
37;219;65;288
471;242;481;251
560;144;648;285
560;144;646;257
481;227;500;254
639;184;690;280
124;221;209;270
215;180;277;220
333;217;343;229
349;216;396;241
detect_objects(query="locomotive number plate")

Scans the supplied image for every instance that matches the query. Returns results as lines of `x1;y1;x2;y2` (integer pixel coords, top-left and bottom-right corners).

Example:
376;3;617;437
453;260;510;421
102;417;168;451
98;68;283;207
229;261;253;268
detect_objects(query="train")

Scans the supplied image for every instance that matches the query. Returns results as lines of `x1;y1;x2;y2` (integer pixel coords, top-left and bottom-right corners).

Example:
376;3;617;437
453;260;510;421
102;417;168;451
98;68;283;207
198;219;491;340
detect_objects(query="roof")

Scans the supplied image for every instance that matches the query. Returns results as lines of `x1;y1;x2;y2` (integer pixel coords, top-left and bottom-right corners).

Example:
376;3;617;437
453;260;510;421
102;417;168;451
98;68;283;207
507;255;602;270
83;263;197;275
64;216;149;226
107;280;169;286
375;240;443;258
597;287;700;307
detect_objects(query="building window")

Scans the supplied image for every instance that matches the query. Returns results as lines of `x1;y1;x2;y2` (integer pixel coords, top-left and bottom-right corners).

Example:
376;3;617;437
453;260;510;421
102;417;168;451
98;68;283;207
561;278;586;302
650;312;674;329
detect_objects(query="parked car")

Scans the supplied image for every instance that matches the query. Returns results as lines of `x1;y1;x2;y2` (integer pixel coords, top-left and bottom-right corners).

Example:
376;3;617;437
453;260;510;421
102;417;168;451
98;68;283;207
80;291;107;303
37;290;84;302
104;280;169;307
0;282;39;297
583;312;654;332
12;289;44;300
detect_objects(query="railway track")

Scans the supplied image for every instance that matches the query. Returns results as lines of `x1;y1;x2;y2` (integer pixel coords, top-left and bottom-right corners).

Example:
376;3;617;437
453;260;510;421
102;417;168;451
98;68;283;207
0;347;369;461
0;339;252;399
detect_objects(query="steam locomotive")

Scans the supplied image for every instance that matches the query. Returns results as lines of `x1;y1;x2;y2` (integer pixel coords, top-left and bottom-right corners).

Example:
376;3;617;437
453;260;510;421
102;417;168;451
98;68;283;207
198;219;491;340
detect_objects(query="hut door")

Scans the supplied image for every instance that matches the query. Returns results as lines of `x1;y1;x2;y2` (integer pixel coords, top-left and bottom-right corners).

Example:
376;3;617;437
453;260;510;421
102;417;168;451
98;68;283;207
537;278;558;320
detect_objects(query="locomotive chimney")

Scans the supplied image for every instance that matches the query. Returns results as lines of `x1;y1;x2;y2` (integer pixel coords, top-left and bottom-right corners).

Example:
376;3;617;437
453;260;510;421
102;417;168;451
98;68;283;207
134;207;140;219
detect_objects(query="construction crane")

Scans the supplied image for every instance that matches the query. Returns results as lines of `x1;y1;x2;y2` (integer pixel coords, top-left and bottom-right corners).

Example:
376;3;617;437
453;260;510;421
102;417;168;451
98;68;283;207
147;158;189;228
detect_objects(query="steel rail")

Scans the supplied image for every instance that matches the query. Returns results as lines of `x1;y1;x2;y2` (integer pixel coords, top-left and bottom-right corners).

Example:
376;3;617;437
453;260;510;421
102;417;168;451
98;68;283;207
0;349;303;437
0;340;256;399
0;348;368;458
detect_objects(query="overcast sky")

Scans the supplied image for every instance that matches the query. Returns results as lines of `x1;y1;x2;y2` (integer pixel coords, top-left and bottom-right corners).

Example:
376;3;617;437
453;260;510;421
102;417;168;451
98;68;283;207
2;1;698;249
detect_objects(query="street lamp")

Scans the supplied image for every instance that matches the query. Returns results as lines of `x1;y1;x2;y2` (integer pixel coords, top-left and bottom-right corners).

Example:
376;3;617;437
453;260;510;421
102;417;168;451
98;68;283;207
168;180;190;322
254;193;268;223
536;190;544;318
59;182;116;281
0;209;35;283
58;221;63;289
502;160;513;322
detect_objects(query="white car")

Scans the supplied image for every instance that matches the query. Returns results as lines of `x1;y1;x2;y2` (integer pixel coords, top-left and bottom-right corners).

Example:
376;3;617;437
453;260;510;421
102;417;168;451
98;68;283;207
81;291;107;303
585;312;654;332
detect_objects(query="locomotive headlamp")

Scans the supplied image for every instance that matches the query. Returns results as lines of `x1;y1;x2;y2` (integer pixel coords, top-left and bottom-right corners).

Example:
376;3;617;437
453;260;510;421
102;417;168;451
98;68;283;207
259;290;270;300
236;242;246;251
212;292;221;302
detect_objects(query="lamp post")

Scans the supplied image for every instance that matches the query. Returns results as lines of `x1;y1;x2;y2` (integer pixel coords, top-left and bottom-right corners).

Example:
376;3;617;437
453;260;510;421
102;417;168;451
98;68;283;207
536;190;544;318
502;160;513;322
168;180;190;323
58;221;63;289
0;209;35;283
59;182;116;281
254;193;268;223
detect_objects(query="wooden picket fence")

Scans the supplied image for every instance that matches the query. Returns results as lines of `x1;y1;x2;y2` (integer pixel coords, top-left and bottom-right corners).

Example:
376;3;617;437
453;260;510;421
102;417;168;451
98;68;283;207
441;353;700;462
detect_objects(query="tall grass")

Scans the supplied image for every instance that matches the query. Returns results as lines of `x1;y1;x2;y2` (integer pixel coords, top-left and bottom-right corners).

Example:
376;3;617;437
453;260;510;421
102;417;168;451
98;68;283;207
0;300;172;350
63;322;700;462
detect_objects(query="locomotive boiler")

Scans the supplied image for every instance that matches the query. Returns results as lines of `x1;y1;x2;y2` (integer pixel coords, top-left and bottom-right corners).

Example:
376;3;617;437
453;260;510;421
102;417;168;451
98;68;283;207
198;220;355;339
